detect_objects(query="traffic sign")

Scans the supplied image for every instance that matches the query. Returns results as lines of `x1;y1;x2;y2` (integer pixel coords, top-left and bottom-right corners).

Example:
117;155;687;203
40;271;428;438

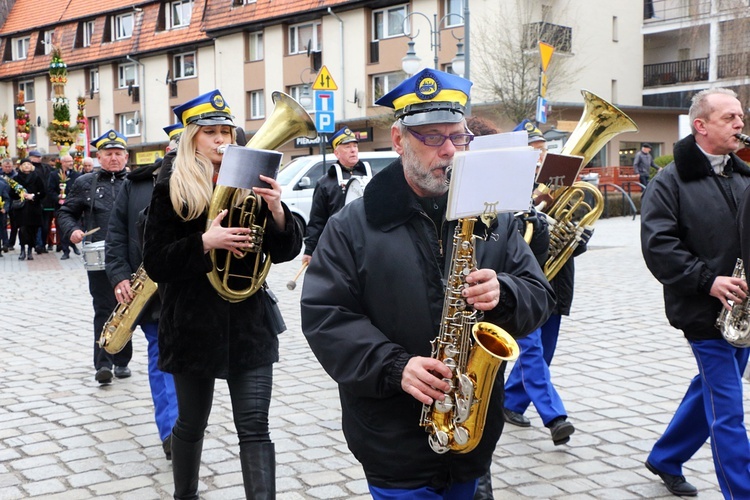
316;112;335;134
315;91;334;112
539;42;555;72
536;96;548;124
312;65;338;90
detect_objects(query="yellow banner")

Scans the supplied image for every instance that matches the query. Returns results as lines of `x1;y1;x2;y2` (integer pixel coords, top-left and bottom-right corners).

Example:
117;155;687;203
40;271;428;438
135;151;164;165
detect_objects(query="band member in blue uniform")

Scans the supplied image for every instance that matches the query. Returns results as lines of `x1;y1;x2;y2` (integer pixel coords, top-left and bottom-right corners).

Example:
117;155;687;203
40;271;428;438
302;126;370;265
57;130;132;385
300;69;554;499
641;88;750;498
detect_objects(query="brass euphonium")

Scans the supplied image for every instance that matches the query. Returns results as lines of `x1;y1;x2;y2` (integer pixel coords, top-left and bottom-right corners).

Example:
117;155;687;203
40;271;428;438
542;90;638;280
206;91;317;302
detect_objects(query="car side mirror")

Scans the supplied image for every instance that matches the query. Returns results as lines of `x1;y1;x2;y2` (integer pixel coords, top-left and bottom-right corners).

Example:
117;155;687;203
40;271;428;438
297;177;312;189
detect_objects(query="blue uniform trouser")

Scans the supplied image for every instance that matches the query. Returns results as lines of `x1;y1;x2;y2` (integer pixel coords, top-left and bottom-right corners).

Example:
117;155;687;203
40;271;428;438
648;339;750;498
369;480;477;499
503;315;566;425
142;322;178;441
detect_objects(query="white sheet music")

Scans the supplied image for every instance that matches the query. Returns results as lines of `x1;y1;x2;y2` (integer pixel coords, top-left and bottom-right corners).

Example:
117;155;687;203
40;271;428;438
470;130;528;151
446;147;538;221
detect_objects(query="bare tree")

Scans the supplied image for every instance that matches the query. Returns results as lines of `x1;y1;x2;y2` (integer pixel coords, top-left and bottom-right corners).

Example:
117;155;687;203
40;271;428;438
471;1;579;125
0;0;16;28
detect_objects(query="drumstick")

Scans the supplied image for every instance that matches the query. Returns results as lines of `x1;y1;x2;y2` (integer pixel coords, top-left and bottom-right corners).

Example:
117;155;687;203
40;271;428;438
286;261;309;290
82;227;101;237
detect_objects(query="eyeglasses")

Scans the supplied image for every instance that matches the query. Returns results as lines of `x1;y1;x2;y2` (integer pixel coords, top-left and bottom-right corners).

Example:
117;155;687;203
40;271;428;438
407;129;474;147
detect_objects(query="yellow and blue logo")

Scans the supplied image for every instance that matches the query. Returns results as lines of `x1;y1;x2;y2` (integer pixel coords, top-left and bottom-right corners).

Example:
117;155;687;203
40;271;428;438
174;89;234;127
91;129;127;150
375;69;472;126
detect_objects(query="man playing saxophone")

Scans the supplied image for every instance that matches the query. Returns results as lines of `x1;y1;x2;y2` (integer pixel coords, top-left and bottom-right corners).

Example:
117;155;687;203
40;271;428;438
641;88;750;497
300;69;554;499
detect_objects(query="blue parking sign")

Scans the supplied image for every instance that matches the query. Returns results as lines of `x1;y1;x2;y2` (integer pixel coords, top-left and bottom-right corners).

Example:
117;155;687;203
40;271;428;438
316;111;335;134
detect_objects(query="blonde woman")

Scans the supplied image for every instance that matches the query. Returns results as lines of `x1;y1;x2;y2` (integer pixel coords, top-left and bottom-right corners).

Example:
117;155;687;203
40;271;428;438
13;161;45;260
143;89;300;499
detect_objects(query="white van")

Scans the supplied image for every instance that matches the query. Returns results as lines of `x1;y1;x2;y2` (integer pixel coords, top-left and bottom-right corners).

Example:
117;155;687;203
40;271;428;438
278;151;399;231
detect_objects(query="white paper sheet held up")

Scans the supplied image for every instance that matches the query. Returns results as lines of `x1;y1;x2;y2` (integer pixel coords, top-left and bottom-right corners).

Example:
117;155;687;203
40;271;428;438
446;148;538;221
470;130;528;151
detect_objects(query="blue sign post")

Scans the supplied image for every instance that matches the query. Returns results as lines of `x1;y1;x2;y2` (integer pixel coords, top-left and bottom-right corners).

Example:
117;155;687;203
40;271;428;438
315;91;335;134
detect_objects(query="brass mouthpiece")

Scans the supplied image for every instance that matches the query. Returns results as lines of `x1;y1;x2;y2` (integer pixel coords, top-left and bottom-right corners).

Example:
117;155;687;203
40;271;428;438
736;133;750;146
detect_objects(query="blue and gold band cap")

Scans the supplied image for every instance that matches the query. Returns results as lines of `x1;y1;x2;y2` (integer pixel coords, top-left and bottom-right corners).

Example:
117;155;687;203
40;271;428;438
163;123;185;139
329;127;357;149
375;69;472;127
91;129;127;150
174;89;235;128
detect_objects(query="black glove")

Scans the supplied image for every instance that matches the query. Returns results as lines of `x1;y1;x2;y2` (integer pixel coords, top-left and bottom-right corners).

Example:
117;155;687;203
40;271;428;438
576;226;594;246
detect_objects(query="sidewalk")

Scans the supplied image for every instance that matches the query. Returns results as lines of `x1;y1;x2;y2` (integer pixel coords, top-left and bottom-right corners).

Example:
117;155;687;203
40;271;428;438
0;216;742;499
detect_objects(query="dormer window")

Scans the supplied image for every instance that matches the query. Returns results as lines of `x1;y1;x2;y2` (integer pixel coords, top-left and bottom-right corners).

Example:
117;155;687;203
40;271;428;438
167;0;192;29
11;36;30;60
114;13;134;40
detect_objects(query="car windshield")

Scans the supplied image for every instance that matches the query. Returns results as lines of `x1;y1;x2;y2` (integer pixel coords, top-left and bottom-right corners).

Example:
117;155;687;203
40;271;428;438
277;157;314;185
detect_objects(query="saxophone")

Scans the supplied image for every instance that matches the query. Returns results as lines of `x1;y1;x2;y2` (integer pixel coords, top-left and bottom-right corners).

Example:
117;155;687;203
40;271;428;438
715;258;750;348
98;264;158;354
420;218;520;454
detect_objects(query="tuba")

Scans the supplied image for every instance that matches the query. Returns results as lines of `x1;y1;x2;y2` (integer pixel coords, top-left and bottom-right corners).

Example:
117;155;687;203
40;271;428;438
715;258;750;347
99;264;158;354
206;91;317;302
542;90;638;280
420;218;520;454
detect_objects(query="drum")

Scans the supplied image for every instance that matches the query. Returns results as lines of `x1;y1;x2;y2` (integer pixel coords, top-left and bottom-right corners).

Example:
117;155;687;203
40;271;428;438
344;177;368;205
81;241;106;271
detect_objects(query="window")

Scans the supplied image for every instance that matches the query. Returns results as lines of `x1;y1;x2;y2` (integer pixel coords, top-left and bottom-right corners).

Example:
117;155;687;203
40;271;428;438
114;13;134;40
28;126;36;147
89;68;100;94
250;90;265;119
612;16;618;42
445;0;464;27
88;116;100;139
118;63;138;88
373;5;408;40
83;21;95;47
248;31;264;61
168;0;192;29
119;112;140;137
523;22;572;54
41;30;54;55
373;72;406;104
288;85;314;112
288;21;321;55
173;52;196;79
19;80;34;102
11;36;30;60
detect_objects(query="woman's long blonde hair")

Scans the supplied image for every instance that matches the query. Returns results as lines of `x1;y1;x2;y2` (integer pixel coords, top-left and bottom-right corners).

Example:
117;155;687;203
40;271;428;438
169;123;236;221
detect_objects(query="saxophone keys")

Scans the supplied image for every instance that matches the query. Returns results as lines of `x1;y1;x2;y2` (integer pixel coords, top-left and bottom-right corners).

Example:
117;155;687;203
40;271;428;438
453;425;470;446
435;394;454;414
455;397;471;423
428;431;450;454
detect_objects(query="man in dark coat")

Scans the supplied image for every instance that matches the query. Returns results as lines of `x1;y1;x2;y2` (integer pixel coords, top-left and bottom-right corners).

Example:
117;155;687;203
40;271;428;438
301;68;554;498
27;150;52;254
641;88;750;497
57;130;131;385
633;143;658;187
301;126;371;265
47;153;80;259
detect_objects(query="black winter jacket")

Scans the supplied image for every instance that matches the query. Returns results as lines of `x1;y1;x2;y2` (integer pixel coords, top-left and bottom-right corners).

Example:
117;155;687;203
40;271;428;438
47;168;81;208
57;168;128;245
142;172;302;378
12;171;45;227
106;158;166;324
641;134;750;340
300;159;554;489
303;160;368;256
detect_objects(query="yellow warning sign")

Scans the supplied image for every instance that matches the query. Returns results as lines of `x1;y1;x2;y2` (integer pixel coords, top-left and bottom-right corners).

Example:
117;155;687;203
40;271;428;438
539;42;555;72
312;66;338;91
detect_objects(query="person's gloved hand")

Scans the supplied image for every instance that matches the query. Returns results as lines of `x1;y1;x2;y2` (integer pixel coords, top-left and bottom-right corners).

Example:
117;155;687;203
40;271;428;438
575;225;594;246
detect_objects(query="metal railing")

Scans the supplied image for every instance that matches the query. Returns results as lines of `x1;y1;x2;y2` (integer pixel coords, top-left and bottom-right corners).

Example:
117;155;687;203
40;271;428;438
643;57;709;88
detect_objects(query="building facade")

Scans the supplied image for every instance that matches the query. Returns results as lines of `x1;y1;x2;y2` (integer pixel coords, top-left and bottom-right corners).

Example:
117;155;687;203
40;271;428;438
0;0;745;167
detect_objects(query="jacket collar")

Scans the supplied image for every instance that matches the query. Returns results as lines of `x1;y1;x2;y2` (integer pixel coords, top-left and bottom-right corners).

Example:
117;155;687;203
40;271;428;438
327;160;367;177
674;134;750;182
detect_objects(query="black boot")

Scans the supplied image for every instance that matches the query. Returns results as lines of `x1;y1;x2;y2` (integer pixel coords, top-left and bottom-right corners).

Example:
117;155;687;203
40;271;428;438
240;442;275;500
474;469;494;499
18;248;26;260
171;433;203;500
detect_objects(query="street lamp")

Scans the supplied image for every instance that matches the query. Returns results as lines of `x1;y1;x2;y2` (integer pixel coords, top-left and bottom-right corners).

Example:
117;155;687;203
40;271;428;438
400;11;469;80
299;67;314;109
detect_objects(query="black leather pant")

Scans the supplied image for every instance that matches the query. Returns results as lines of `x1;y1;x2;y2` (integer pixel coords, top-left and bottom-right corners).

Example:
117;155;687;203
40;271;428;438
172;365;273;445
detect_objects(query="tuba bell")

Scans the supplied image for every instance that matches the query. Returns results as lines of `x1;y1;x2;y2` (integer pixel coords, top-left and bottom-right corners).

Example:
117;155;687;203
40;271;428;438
542;90;638;280
206;91;317;302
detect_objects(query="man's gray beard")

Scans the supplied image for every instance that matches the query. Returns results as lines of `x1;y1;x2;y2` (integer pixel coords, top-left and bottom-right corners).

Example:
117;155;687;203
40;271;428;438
402;142;450;196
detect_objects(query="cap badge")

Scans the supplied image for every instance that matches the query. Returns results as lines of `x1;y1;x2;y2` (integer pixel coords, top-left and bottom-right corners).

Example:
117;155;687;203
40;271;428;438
416;74;440;101
212;94;225;109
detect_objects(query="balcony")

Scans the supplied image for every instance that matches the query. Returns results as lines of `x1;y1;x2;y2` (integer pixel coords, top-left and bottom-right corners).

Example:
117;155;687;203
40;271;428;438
643;57;708;87
718;52;750;79
644;0;711;23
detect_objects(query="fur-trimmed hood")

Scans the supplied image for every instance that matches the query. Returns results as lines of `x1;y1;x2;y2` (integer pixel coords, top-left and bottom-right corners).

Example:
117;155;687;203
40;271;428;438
673;134;750;182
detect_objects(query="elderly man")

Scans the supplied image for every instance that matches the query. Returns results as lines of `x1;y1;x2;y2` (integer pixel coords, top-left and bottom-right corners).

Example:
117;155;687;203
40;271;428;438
642;88;750;497
57;130;132;385
82;156;95;174
634;142;658;187
302;126;370;265
300;69;554;498
47;154;80;259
